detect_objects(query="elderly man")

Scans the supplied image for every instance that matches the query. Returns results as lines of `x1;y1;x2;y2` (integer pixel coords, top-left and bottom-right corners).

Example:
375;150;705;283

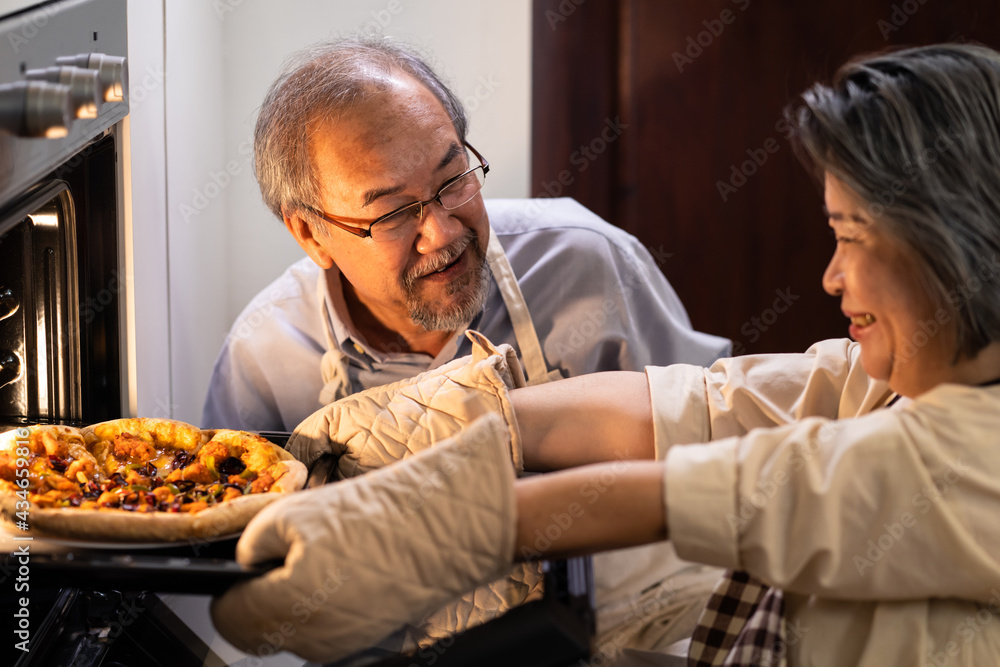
202;38;727;432
203;37;728;660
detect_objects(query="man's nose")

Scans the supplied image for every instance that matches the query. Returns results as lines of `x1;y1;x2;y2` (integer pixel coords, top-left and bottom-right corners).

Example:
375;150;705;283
414;202;464;253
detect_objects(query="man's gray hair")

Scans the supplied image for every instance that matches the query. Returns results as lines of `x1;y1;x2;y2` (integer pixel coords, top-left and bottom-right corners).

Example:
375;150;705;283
254;37;468;223
790;43;1000;360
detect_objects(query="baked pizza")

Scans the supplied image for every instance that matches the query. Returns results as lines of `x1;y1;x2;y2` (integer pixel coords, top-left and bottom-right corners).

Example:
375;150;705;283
0;419;307;542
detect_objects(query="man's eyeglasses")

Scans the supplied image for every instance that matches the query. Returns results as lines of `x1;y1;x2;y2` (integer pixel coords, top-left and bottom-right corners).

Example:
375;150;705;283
305;143;490;242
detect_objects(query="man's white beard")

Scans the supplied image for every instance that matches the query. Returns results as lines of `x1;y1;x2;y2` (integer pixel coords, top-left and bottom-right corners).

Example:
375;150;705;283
404;231;490;332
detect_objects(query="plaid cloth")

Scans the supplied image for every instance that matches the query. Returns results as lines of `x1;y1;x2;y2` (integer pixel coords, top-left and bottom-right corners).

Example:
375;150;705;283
687;570;787;667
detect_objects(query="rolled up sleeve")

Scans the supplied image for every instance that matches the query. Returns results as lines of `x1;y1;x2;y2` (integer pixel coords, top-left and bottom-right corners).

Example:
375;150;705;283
645;364;714;457
664;438;741;568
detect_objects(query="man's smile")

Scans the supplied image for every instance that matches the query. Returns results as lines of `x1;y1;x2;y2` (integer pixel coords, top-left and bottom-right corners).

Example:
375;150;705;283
406;234;473;284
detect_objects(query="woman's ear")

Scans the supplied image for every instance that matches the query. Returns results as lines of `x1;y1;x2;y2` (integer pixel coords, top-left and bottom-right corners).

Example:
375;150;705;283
284;208;334;269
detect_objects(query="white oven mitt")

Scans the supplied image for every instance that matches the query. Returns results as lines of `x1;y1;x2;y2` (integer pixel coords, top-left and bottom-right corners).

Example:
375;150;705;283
287;329;527;476
210;415;518;664
285;330;541;647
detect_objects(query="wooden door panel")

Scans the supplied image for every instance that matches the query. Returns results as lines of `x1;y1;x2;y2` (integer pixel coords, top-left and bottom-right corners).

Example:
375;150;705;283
533;0;1000;354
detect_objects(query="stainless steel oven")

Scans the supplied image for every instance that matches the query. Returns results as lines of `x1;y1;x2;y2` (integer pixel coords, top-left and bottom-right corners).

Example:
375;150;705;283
0;0;132;430
0;2;137;666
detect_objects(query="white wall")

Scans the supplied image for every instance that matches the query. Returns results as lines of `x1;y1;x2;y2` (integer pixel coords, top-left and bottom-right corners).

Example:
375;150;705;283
126;0;171;419
129;0;532;426
164;2;231;425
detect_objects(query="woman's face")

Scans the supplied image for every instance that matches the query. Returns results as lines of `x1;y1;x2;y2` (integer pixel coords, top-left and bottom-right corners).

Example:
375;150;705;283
821;173;951;396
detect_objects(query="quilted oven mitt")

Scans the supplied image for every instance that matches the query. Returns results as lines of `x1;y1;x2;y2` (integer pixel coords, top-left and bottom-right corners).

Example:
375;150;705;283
286;330;542;646
287;329;528;476
210;415;518;664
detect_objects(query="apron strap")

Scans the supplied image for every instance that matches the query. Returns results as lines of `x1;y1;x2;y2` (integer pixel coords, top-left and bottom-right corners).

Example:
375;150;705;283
487;228;563;385
318;272;352;404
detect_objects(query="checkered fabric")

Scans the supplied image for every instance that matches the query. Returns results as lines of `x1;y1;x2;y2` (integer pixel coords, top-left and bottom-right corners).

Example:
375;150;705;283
687;570;787;666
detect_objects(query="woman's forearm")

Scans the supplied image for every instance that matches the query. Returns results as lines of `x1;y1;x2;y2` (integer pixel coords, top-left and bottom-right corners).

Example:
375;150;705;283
512;371;656;471
513;460;667;562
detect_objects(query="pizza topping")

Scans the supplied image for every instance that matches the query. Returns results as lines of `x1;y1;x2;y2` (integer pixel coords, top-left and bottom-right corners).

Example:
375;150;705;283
119;489;152;513
171;451;193;470
218;456;246;476
32;490;66;508
97;491;120;507
113;434;157;464
40;475;78;493
151;485;174;502
65;459;96;482
250;469;276;494
124;469;150;488
166;461;215;484
1;422;305;521
48;455;70;473
198;441;233;464
41;431;69;458
242;442;280;472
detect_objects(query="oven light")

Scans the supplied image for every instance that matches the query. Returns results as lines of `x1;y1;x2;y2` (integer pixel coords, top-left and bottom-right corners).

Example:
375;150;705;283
28;211;60;227
44;126;69;139
79;102;99;119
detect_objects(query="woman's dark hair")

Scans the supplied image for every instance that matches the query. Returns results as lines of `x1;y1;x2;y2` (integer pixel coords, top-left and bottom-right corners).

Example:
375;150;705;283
790;43;1000;359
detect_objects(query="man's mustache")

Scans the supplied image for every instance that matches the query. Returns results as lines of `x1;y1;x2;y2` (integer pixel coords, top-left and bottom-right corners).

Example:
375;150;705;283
404;230;477;283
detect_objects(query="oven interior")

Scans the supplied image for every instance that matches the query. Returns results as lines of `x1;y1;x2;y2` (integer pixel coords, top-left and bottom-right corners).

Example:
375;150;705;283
0;131;123;430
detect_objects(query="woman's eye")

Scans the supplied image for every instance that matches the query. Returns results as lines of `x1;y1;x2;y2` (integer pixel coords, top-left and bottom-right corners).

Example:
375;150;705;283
829;229;857;245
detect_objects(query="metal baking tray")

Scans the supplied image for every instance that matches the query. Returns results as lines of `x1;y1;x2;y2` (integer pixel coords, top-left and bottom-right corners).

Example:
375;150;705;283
24;539;280;596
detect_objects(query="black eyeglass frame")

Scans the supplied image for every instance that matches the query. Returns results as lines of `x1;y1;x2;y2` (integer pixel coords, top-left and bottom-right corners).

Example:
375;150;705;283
302;142;490;240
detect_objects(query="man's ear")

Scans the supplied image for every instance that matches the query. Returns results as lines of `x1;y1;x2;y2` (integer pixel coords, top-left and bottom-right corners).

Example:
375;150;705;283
283;208;334;269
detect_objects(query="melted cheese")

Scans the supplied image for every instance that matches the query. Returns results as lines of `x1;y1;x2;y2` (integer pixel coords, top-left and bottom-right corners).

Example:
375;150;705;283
150;450;176;473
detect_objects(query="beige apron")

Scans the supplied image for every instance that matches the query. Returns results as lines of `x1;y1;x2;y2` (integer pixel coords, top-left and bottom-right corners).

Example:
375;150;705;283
318;228;563;404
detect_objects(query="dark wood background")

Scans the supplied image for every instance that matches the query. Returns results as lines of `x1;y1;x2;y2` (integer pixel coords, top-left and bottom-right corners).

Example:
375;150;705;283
532;0;1000;355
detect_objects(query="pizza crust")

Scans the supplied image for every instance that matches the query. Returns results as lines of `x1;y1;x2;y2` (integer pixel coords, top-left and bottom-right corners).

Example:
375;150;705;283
0;422;308;543
0;424;86;453
0;492;286;542
82;417;207;451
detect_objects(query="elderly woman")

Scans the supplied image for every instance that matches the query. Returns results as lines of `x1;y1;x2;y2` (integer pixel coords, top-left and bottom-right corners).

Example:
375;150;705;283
213;44;1000;665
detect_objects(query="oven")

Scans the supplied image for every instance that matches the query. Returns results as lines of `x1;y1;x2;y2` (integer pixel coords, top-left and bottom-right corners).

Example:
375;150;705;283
0;0;131;431
0;2;594;664
0;0;136;664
